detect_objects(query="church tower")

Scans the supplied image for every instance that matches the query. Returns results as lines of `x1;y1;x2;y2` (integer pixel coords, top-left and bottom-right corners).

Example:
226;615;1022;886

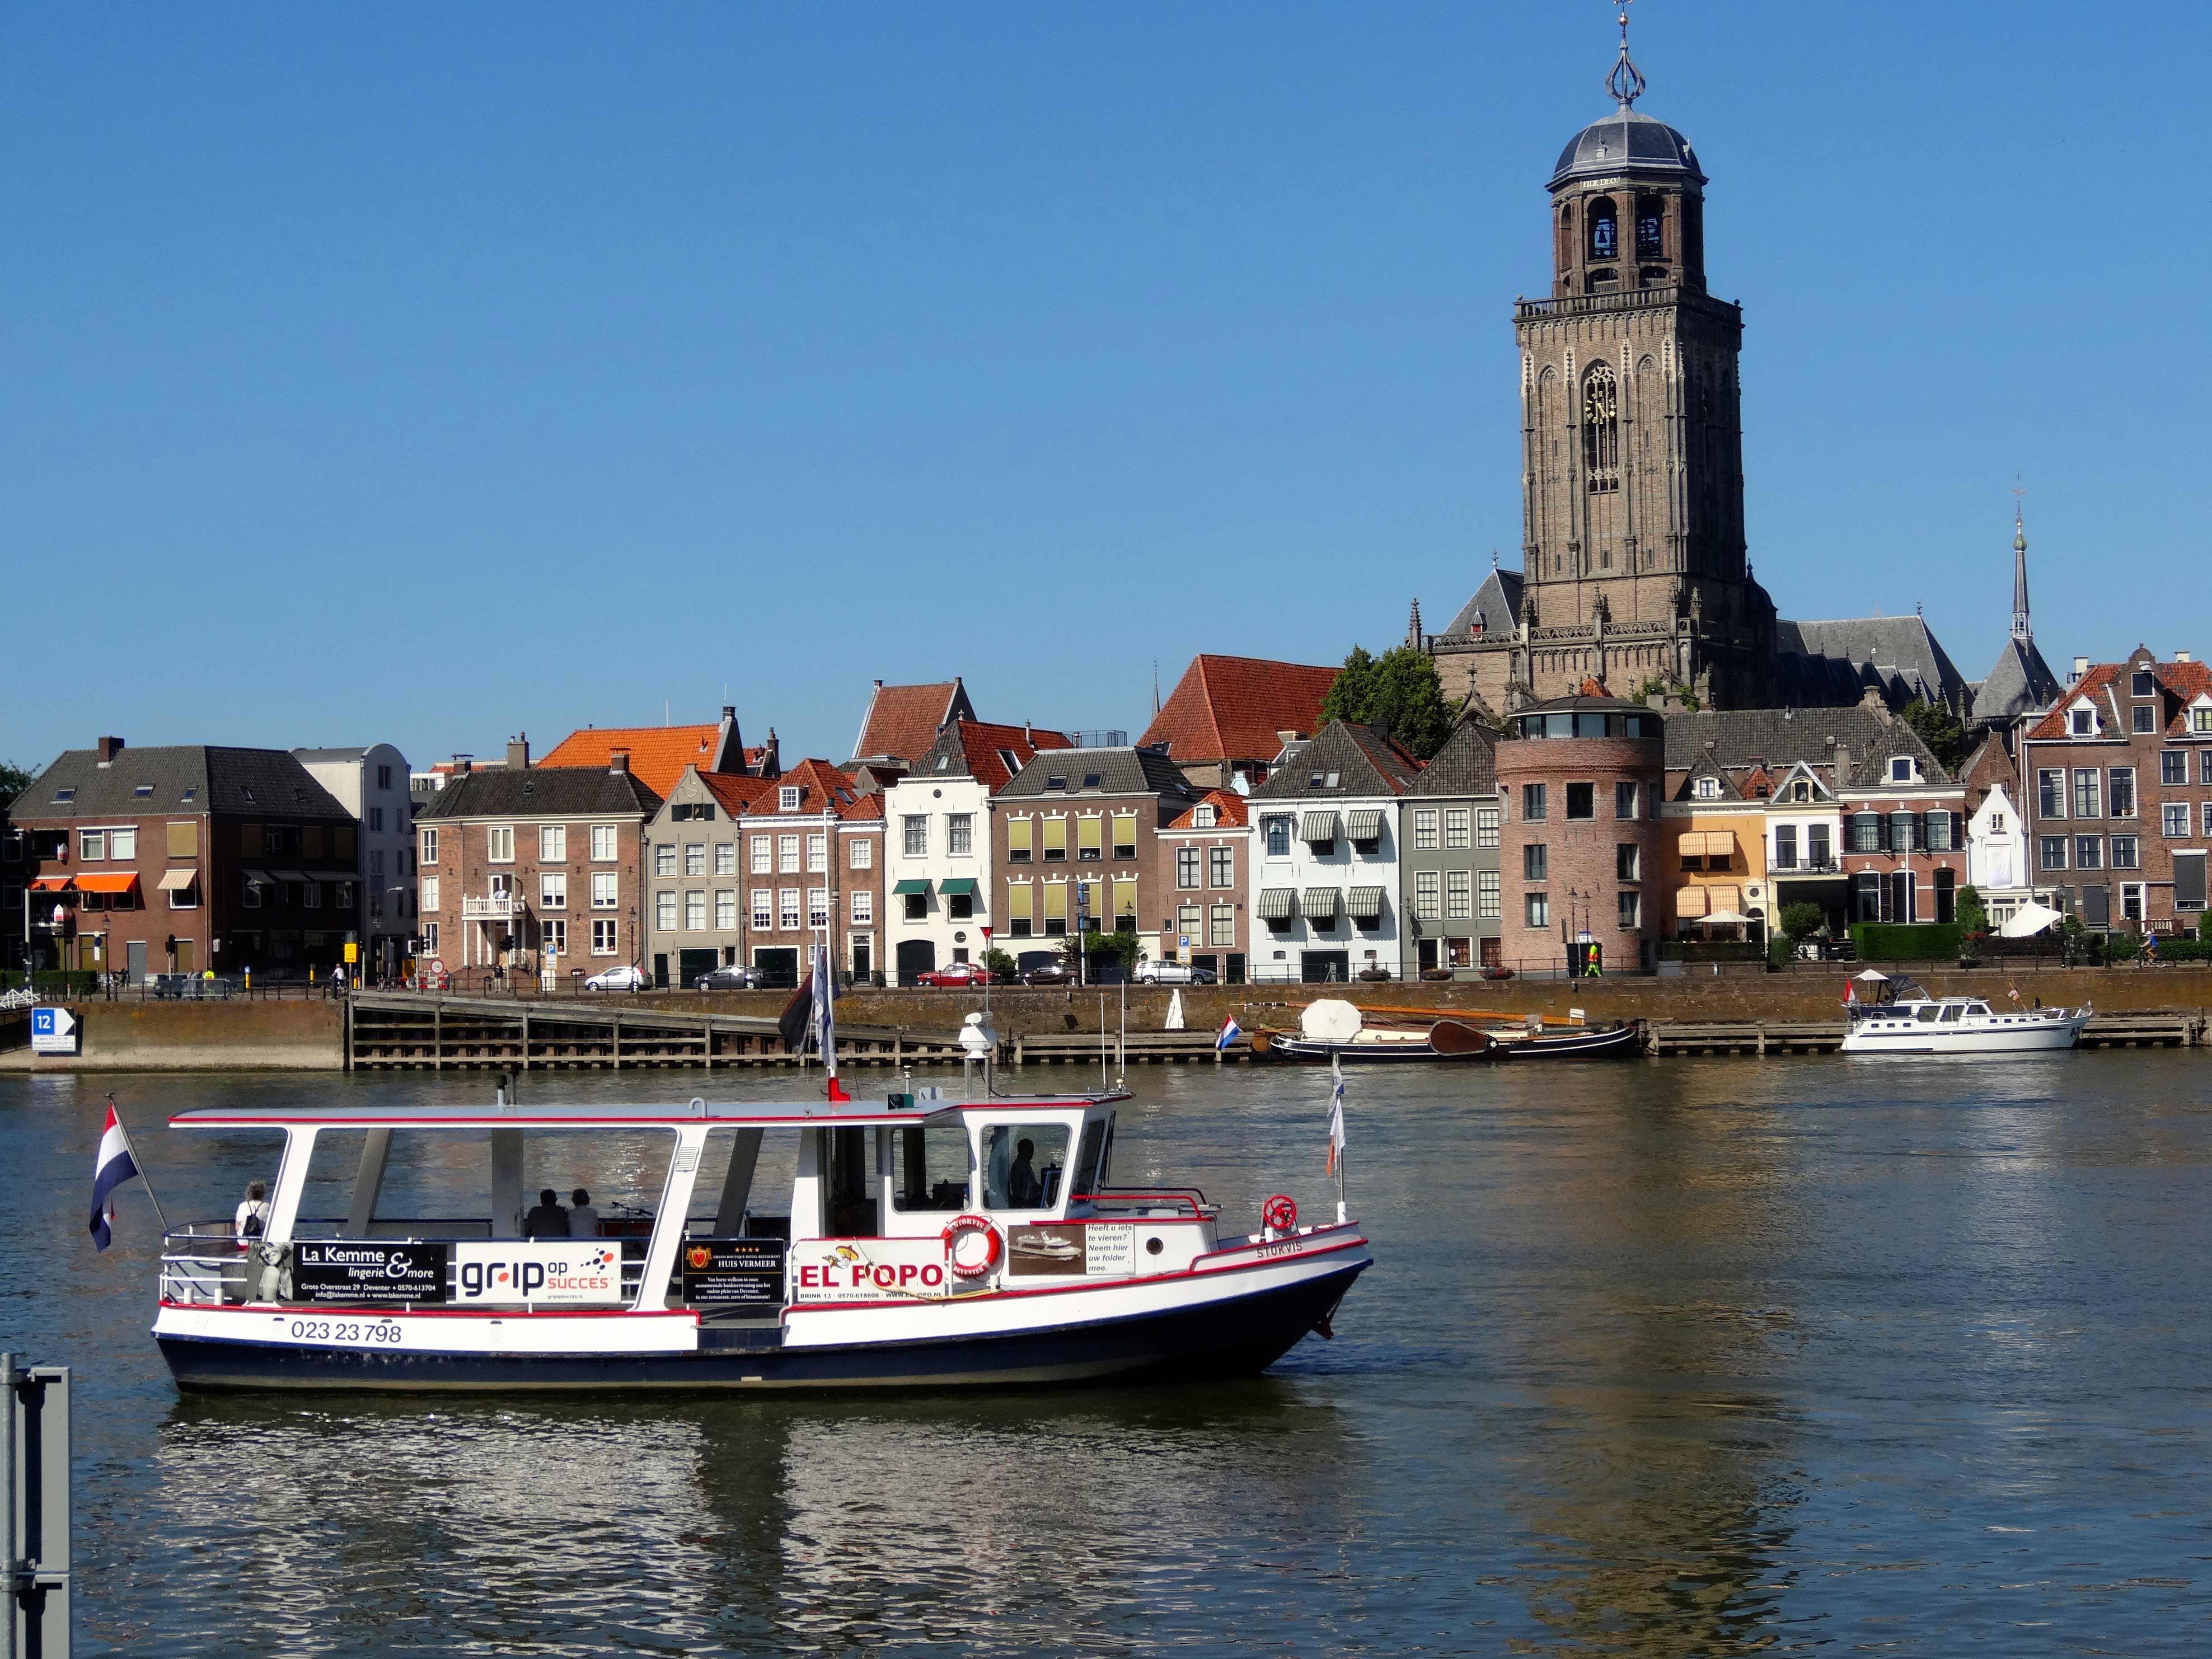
1508;9;1774;708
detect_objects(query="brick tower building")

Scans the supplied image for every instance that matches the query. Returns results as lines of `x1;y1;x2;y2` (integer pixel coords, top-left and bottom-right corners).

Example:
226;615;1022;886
1425;13;1776;718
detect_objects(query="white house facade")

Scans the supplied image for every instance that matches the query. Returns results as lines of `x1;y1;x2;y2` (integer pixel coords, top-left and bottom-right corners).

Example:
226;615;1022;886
293;742;414;979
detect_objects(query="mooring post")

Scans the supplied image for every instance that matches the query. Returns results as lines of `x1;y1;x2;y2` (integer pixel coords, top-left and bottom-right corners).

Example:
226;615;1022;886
613;1015;623;1070
433;1005;443;1071
520;1009;532;1071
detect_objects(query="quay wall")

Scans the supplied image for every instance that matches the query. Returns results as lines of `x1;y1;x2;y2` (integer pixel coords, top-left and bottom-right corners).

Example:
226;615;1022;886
4;968;2207;1071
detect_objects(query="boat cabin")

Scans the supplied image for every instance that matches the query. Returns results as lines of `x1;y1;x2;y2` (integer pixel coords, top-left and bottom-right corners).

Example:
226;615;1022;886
161;1092;1224;1316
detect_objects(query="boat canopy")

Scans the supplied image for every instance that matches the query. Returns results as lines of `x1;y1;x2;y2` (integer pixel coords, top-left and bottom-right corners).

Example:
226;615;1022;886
167;1095;1112;1133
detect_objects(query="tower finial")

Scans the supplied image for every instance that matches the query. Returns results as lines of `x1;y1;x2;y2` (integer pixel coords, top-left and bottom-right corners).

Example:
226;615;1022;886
1607;1;1646;110
2010;483;2033;643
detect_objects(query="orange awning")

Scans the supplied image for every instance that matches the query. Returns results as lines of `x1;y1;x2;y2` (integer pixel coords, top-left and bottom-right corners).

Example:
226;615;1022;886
1676;832;1708;857
1675;886;1709;919
29;876;72;892
74;872;141;895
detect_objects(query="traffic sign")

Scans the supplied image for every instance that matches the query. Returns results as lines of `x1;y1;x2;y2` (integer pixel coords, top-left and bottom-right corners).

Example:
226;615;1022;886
343;942;359;965
30;1006;78;1056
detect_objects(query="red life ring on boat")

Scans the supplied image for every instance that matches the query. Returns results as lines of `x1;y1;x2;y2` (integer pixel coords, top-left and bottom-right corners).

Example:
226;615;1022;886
941;1213;1003;1279
1262;1194;1298;1233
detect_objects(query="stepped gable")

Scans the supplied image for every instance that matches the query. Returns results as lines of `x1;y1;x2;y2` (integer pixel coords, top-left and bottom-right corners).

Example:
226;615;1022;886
1139;655;1339;766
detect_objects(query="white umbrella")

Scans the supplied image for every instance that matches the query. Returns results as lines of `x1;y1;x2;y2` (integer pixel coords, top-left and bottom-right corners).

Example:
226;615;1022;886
1999;900;2064;937
1700;909;1753;925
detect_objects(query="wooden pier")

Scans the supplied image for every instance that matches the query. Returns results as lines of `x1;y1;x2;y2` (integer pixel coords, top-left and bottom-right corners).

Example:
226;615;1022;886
345;993;1252;1073
1646;1009;2206;1057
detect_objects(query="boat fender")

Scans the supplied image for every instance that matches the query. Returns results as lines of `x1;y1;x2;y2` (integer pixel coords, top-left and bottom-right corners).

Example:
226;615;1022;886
941;1213;1003;1279
1261;1194;1298;1235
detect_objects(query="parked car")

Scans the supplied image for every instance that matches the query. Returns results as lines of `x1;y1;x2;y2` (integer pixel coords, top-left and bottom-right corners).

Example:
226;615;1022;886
1020;961;1076;986
913;961;994;988
694;964;764;991
1132;959;1217;986
585;963;650;991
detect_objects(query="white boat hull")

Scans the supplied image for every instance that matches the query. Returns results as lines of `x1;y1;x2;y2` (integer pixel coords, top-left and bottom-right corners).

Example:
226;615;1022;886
1841;1011;2089;1054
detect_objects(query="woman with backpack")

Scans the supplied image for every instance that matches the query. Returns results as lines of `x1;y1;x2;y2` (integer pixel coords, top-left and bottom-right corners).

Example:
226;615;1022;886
234;1180;270;1242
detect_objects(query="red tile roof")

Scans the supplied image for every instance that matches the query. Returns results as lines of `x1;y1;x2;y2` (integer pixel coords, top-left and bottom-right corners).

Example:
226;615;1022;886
2023;657;2212;741
852;680;974;764
538;724;726;798
699;771;775;818
1166;789;1249;830
1139;655;1339;765
951;720;1071;792
734;758;874;820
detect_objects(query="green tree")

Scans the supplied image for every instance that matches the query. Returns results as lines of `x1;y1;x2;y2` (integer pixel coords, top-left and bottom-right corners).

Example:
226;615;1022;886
1955;884;1988;935
1319;644;1453;759
1779;902;1824;944
0;761;31;809
1897;699;1966;772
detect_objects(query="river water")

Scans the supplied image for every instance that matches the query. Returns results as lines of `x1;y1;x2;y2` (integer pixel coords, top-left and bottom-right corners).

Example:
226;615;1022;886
4;1050;2211;1656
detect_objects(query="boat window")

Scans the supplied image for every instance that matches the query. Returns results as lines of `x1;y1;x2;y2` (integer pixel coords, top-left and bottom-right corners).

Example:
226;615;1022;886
1939;1004;1964;1023
294;1127;677;1242
982;1124;1071;1213
1969;1003;1992;1017
890;1124;972;1212
1914;1005;1940;1023
822;1126;881;1239
1072;1116;1112;1198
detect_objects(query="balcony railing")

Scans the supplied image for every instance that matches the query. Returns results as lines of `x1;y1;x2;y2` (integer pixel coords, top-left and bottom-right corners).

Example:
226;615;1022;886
1770;858;1843;876
461;893;522;920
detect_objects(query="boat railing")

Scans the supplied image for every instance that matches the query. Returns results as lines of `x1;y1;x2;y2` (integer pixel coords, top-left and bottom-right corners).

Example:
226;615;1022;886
159;1222;256;1304
1071;1190;1214;1220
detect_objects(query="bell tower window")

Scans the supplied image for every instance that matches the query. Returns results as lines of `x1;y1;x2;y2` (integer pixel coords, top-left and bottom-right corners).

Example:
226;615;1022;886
1582;364;1620;494
1586;197;1617;261
1636;196;1664;258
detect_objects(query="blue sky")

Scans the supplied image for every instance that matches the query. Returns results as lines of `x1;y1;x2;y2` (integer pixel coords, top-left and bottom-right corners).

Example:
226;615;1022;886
4;3;2205;773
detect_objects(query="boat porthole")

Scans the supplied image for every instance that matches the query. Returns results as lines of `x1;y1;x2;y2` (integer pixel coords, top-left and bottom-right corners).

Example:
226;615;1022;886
1145;1236;1164;1256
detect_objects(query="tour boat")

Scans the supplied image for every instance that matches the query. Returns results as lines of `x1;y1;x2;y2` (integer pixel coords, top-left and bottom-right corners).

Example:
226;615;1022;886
150;1089;1370;1393
1840;994;2091;1054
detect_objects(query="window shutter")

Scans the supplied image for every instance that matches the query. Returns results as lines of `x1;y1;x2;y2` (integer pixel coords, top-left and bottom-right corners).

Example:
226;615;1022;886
1007;883;1032;922
2175;852;2207;909
1008;819;1031;854
1042;819;1067;855
1113;876;1137;918
1044;883;1067;921
1077;817;1102;853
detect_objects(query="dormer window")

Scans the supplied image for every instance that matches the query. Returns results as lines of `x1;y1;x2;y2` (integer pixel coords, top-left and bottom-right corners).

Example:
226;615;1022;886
1046;775;1066;792
133;784;152;797
2070;708;2095;736
2195;708;2212;734
778;786;801;812
1309;773;1325;788
935;755;951;771
1791;780;1811;803
1193;805;1216;829
1889;757;1917;784
240;787;255;803
52;787;74;804
1693;777;1719;800
2132;670;2156;698
996;749;1020;775
1083;773;1101;791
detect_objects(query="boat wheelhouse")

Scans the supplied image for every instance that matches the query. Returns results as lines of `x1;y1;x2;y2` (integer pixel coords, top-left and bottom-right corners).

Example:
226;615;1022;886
153;1090;1369;1392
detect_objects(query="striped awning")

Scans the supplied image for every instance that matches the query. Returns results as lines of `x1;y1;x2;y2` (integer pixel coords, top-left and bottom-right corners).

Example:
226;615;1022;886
157;868;199;891
1677;832;1709;856
1675;885;1709;919
1298;811;1340;843
1344;809;1383;842
1257;887;1296;922
1346;885;1385;921
1301;886;1340;920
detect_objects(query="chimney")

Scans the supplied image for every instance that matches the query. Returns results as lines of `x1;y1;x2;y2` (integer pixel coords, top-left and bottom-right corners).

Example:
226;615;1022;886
2071;655;2089;684
1832;741;1851;785
452;754;473;776
2177;651;2195;664
610;748;631;776
95;736;124;764
506;733;530;770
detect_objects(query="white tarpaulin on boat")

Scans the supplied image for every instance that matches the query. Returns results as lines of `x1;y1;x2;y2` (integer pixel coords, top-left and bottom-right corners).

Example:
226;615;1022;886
1299;998;1363;1044
1999;900;2064;937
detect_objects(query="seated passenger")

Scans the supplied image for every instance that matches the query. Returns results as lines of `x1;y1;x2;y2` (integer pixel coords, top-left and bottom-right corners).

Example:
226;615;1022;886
234;1180;270;1242
1007;1139;1042;1209
567;1188;600;1238
523;1189;569;1238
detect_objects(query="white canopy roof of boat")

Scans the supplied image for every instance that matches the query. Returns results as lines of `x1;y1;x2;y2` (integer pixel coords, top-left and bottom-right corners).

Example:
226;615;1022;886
1998;900;2065;937
168;1095;1114;1131
1853;968;1891;981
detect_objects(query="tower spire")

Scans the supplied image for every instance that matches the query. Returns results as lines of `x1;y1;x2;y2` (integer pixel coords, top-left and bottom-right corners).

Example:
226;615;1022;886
2010;493;2033;643
1607;1;1646;110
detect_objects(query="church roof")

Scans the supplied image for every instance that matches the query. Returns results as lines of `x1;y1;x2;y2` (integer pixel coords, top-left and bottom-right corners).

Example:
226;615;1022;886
1969;636;2062;726
1551;108;1704;190
1439;567;1524;640
1774;616;1968;711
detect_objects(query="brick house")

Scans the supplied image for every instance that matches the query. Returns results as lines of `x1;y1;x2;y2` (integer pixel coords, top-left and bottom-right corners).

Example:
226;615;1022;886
2019;647;2212;933
1139;655;1340;793
1495;697;1664;974
7;737;358;981
1247;722;1422;984
1158;790;1252;983
993;746;1199;965
881;720;1070;984
1663;707;1964;939
1399;718;1503;977
415;750;660;979
728;760;883;988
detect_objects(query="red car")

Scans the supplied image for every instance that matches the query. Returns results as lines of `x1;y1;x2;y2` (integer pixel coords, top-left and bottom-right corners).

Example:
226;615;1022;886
913;962;994;988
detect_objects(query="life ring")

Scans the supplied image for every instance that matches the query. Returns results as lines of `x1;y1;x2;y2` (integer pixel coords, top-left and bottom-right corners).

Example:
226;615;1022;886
1261;1194;1298;1233
941;1213;1003;1279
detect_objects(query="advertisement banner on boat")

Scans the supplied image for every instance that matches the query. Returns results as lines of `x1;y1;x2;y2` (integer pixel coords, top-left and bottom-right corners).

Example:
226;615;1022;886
680;1239;787;1308
451;1242;624;1305
790;1237;957;1303
1006;1224;1086;1276
292;1241;449;1305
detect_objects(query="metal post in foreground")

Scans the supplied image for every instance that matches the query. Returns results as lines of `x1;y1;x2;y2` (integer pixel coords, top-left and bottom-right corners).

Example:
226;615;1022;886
4;1351;71;1658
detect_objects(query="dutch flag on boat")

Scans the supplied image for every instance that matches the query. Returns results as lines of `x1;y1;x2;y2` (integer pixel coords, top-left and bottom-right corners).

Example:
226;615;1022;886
1326;1058;1347;1177
89;1101;141;1251
1216;1014;1241;1051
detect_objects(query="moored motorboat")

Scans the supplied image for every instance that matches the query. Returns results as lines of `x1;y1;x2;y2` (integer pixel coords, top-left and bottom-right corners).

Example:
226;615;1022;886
150;1088;1369;1393
1840;994;2090;1054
